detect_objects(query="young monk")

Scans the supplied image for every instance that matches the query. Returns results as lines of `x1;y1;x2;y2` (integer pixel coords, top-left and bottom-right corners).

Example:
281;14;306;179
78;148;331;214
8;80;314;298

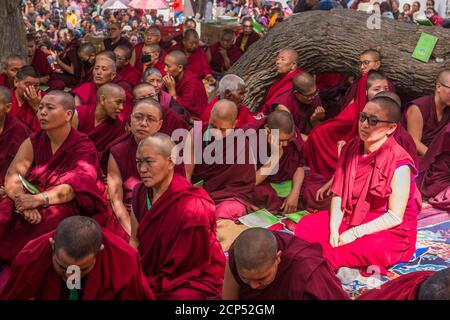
357;268;450;300
0;86;31;197
132;83;189;135
11;66;43;132
272;71;325;138
141;44;166;77
223;228;349;300
0;91;122;264
1;216;154;300
417;123;450;210
163;50;208;120
131;133;225;299
185;99;256;221
260;48;302;114
73;83;126;165
208;29;242;76
404;69;450;156
0;55;25;89
130;26;163;73
201;74;256;127
296;96;421;276
113;45;142;87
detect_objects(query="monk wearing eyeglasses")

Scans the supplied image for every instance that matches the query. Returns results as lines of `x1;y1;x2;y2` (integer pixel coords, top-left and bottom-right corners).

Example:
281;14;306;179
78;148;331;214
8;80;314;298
296;96;420;276
235;17;261;53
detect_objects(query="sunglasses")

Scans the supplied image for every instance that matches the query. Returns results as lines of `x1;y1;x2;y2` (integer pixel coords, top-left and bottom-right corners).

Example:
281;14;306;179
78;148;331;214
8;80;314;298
359;112;395;126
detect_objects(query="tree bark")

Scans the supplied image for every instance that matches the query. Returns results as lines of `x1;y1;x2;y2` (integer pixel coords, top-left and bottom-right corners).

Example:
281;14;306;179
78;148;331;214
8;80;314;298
229;10;450;111
0;0;27;69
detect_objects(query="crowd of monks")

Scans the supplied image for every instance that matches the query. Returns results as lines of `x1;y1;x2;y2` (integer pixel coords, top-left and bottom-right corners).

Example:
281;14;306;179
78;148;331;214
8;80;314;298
0;22;449;300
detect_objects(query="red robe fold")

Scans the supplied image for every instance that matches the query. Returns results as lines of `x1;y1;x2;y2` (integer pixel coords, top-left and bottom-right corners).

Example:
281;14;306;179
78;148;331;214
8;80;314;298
341;77;395;110
200;95;256;128
191;122;256;208
0;129;123;264
10;88;42;132
159;90;191;123
132;174;225;299
0;73;13;89
315;72;346;91
271;90;323;135
261;69;303;114
108;132;185;212
72;76;134;119
404;94;450;147
296;136;420;275
150;53;167;76
0;229;154;300
208;42;242;74
235;31;261;53
357;271;435;300
118;63;142;87
169;43;211;80
132;43;145;72
31;48;53;77
228;231;350;300
173;70;208;118
417;123;450;210
0;114;32;186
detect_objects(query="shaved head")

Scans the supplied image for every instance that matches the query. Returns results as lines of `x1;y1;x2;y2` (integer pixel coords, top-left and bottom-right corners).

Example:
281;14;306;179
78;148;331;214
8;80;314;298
184;28;200;41
369;96;402;123
234;228;278;270
146;26;161;36
437;69;450;85
45;90;75;112
54;216;103;260
266;110;295;134
0;86;12;104
210;99;238;123
167;50;187;67
373;91;401;107
367;70;388;88
96;50;116;63
3;54;25;68
361;49;381;61
78;42;96;56
292;71;315;92
114;45;132;60
97;83;125;101
133;98;163;120
138;132;175;158
279;48;298;63
418;268;450;300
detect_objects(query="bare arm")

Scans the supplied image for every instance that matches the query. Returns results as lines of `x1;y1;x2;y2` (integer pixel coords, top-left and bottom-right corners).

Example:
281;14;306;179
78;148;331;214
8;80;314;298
5;138;34;198
329;195;344;247
130;209;140;249
282;167;305;214
184;129;195;182
56;55;75;75
130;48;137;67
406;104;428;156
222;259;240;300
107;154;131;236
74;95;83;107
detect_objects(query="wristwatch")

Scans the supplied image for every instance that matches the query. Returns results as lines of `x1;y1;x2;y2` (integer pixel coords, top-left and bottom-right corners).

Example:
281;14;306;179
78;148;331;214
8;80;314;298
42;192;49;208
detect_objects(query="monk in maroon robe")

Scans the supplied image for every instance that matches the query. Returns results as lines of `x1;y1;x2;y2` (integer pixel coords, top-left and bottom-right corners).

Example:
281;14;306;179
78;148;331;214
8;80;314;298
73;83;126;171
140;44;167;77
77;43;96;84
261;49;302;114
223;228;350;300
272;72;325;137
357;269;450;300
11;66;43;132
73;53;133;120
107;98;185;235
52;29;81;88
114;46;142;87
1;216;154;300
201;74;255;127
0;55;25;89
0;87;31;195
417;123;450;210
130;26;164;74
131;133;225;299
186;100;256;221
169;29;215;84
208;29;242;76
103;22;132;51
163;51;208;119
235;17;261;53
296;97;420;276
403;69;450;156
0;91;124;264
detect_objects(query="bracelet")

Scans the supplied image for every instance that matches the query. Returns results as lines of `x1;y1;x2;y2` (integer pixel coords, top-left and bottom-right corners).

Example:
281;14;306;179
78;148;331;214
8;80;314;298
41;192;49;208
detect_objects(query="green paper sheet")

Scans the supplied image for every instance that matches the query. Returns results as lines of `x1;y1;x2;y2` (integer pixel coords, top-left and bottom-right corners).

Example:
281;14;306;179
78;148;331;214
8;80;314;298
412;32;438;63
194;180;204;187
285;210;310;223
270;180;292;198
19;174;40;195
238;208;281;228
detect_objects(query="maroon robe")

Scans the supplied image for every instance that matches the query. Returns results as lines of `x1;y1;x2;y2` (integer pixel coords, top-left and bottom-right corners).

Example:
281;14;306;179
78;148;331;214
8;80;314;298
235;31;261;53
404;94;450;147
159;90;191;123
208;42;242;74
417;123;450;210
0;129;123;264
108;132;185;212
0;73;13;89
173;70;208;118
31;49;65;91
10;87;41;132
200;95;256;128
0;114;32;186
170;43;212;80
341;76;395;110
296;136;420;275
132;174;225;299
357;271;435;300
118;63;142;87
272;90;323;135
191;122;256;210
51;39;81;87
315;72;346;91
0;229;154;300
133;43;166;76
103;36;132;51
228;231;350;300
261;69;303;114
72;76;134;119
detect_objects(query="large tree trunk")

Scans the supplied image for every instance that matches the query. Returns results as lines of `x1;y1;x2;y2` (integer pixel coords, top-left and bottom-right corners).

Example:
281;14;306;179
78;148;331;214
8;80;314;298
229;10;450;111
0;0;27;69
